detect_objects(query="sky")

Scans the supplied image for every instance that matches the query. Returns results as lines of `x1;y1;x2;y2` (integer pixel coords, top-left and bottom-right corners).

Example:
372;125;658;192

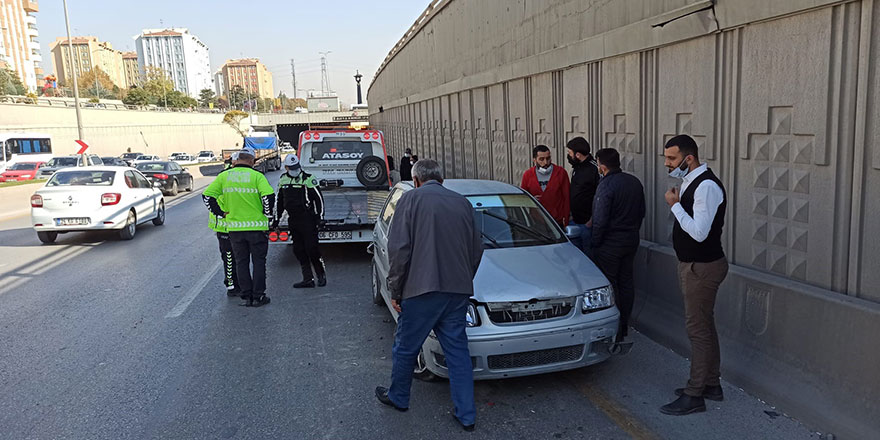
37;0;429;105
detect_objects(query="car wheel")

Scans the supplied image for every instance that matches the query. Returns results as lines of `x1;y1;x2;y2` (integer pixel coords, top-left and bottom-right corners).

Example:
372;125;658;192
414;349;441;382
185;178;193;192
169;179;179;196
120;210;137;240
152;201;166;226
371;264;385;306
37;231;57;244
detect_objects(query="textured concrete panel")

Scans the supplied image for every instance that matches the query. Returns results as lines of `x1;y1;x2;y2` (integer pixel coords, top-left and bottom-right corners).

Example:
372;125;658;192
530;72;558;166
474;87;492;180
450;93;463;179
432;98;443;165
508;79;531;183
736;7;847;290
489;84;509;183
460;90;477;179
602;54;645;183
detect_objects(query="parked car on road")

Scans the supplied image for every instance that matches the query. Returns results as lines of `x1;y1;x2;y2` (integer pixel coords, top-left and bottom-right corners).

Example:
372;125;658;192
135;161;194;196
101;157;129;167
169;152;195;162
370;179;619;381
37;155;103;179
120;152;143;166
0;161;45;182
131;154;160;166
30;166;165;243
196;151;217;163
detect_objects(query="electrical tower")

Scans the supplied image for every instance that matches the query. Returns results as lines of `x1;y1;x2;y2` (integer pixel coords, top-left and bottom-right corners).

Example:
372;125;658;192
290;59;297;99
319;51;332;96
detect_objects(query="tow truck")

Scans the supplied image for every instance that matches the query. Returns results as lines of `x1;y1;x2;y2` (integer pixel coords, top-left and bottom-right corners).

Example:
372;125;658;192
271;129;392;244
221;127;282;174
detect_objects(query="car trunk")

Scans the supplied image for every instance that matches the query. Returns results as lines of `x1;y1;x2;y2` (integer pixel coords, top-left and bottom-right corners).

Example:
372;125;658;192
36;186;108;214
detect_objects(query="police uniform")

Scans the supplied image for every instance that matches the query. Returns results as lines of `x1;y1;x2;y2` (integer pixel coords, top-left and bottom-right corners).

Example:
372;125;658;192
205;193;238;295
274;154;326;288
203;148;276;306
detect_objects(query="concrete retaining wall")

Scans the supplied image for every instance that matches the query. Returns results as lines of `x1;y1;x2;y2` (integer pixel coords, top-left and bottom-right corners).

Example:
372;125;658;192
0;104;248;158
367;0;880;438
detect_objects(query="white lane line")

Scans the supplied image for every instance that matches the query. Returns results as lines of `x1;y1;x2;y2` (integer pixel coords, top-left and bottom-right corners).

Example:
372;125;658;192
165;259;221;319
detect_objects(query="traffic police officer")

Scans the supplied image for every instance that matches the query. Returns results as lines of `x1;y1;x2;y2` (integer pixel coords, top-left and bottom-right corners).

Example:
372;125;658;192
273;154;327;288
203;147;276;307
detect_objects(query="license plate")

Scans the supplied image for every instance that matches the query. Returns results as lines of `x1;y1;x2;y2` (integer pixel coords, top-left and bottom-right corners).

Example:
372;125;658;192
318;231;353;240
55;217;89;226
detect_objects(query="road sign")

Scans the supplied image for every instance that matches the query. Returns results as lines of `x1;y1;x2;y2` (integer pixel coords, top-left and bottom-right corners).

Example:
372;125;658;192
75;140;89;154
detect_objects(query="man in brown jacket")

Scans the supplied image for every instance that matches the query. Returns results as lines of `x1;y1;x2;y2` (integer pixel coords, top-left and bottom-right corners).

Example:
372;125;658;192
374;158;483;432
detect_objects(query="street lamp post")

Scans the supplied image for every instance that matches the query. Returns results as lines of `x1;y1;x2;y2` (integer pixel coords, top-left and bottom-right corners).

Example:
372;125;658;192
62;0;86;166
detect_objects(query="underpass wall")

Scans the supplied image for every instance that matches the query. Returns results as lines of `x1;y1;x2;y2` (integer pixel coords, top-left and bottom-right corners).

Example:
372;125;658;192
0;104;247;157
368;0;880;438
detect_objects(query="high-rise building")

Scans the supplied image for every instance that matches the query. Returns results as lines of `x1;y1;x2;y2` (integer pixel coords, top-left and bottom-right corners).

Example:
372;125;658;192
0;0;42;91
213;68;224;97
49;36;126;89
122;51;139;88
220;58;274;100
134;28;211;98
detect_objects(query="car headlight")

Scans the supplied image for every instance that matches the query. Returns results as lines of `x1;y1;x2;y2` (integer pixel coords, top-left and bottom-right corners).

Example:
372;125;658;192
582;286;614;313
466;302;480;327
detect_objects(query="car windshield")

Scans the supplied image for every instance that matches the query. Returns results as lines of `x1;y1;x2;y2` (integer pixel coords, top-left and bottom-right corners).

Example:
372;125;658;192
47;170;115;186
198;152;212;157
468;194;566;249
136;163;167;171
310;140;373;161
46;157;78;167
9;163;38;170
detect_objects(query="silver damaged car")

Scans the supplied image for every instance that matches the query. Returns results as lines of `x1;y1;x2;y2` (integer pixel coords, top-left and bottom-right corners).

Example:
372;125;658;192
370;179;620;380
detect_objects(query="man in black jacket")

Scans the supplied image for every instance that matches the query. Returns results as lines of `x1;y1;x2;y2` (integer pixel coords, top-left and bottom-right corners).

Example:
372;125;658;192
566;137;600;254
591;148;645;344
272;154;327;288
400;148;413;181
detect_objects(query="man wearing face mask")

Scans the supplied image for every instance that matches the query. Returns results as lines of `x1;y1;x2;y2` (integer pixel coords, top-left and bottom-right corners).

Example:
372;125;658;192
520;145;570;227
660;134;729;416
566;137;600;254
400;148;413;181
590;148;645;348
272;154;327;288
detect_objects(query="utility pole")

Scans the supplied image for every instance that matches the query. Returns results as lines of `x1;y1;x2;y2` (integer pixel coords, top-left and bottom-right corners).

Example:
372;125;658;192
290;58;297;100
319;51;332;96
62;0;85;165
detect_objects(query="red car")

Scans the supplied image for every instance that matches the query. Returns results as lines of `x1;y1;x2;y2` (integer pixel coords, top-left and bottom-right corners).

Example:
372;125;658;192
0;162;45;182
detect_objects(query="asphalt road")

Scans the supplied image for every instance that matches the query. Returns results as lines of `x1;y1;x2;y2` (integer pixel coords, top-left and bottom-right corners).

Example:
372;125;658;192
0;171;819;440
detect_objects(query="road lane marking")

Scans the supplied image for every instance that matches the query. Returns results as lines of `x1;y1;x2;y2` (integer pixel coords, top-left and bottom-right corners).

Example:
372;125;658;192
565;370;660;440
165;259;221;319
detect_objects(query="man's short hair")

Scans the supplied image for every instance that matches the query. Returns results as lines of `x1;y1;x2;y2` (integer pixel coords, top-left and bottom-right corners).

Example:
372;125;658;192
412;158;444;183
595;148;621;170
566;137;591;155
533;145;551;158
664;134;699;160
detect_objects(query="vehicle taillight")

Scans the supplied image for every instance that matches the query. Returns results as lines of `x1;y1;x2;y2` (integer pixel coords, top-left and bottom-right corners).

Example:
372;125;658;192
364;133;371;141
312;133;320;141
304;132;312;140
153;173;169;180
279;231;289;241
30;194;43;208
268;231;278;242
372;132;380;140
101;193;121;206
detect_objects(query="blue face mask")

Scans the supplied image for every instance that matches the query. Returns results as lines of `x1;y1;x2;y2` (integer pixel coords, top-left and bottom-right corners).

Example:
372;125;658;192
668;157;689;179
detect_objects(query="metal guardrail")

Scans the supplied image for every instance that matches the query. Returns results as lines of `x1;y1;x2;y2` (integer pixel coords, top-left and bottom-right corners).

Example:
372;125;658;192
0;95;225;114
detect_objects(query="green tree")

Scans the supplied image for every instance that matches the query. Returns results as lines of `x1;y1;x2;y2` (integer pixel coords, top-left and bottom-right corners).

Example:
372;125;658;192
159;90;198;108
223;110;249;137
123;87;153;106
141;66;175;105
79;67;116;100
216;95;229;109
0;68;27;96
256;97;274;112
229;85;246;109
198;88;216;107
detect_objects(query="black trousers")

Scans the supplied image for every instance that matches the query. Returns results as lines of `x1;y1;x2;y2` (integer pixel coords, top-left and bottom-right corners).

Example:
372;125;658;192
289;213;325;281
216;232;238;290
229;230;269;299
593;244;638;339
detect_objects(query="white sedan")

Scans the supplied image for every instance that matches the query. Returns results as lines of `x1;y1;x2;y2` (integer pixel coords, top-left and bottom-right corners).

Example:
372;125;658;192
30;166;165;243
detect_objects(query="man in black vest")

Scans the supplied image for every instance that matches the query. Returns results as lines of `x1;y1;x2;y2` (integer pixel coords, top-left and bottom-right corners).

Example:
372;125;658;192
660;134;729;416
566;137;600;255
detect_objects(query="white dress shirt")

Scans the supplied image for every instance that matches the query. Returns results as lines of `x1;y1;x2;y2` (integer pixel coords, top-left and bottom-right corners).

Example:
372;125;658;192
671;163;724;242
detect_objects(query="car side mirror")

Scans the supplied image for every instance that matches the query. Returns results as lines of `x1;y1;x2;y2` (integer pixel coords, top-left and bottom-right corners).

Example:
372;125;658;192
564;225;580;240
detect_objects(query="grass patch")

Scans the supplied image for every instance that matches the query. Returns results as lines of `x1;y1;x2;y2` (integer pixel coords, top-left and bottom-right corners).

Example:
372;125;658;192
0;179;46;188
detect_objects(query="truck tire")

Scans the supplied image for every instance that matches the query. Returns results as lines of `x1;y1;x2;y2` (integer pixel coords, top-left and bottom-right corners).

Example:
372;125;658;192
356;156;389;188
